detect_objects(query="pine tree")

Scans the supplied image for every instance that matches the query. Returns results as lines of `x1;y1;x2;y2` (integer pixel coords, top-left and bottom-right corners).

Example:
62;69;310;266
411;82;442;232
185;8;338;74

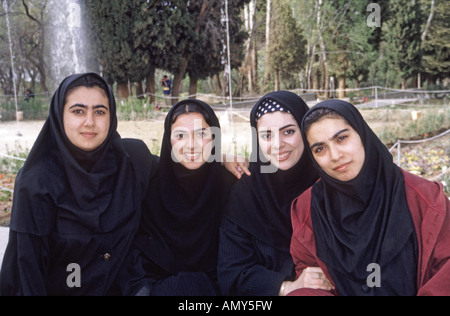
384;0;425;88
266;0;306;91
421;0;450;83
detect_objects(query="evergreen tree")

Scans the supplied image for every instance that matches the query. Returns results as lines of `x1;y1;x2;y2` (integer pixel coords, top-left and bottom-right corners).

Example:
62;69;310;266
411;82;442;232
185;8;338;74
85;1;142;98
421;0;450;83
384;0;425;88
266;0;306;90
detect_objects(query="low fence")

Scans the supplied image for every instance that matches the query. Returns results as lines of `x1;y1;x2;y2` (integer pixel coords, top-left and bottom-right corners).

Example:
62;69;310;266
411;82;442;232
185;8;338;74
389;129;450;172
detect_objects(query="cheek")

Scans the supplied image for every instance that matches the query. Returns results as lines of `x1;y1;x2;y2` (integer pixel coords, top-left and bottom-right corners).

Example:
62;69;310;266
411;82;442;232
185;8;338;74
314;156;327;170
99;116;111;132
171;139;184;153
63;114;77;137
258;138;270;154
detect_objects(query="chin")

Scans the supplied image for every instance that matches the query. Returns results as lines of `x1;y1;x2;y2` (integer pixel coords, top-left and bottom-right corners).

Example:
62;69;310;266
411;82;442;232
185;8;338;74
181;162;206;170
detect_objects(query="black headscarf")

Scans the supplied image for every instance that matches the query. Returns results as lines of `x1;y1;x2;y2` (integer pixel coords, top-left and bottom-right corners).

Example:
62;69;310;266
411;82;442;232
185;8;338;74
302;100;418;296
135;99;235;277
7;73;154;295
225;91;319;252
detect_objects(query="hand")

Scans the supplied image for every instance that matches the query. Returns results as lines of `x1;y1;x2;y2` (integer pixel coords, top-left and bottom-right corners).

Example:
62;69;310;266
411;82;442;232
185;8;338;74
222;154;251;179
280;267;335;296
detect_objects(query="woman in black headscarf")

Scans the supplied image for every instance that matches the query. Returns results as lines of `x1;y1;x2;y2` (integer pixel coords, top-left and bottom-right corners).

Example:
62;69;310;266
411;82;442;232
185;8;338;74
290;100;450;296
119;99;238;296
217;91;333;296
0;73;157;296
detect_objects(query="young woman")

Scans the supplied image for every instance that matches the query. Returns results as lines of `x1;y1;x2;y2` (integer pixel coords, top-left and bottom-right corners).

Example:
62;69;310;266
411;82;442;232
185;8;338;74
290;99;450;296
0;73;157;296
119;99;239;296
217;91;333;296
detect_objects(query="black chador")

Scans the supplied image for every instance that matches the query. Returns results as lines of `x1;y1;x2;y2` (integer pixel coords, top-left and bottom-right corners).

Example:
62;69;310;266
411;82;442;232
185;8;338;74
0;73;156;296
217;91;319;296
119;99;236;296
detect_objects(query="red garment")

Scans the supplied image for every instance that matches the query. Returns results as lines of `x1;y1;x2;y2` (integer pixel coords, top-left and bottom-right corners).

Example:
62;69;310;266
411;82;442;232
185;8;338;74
290;170;450;296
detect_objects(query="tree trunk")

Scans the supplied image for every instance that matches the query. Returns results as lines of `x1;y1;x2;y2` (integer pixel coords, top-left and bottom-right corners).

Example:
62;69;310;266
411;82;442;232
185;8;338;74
189;74;198;99
145;71;156;105
243;0;259;95
312;55;320;92
274;70;280;91
263;0;271;88
134;81;144;99
338;75;346;99
214;74;222;96
117;82;130;100
319;34;329;99
172;58;189;105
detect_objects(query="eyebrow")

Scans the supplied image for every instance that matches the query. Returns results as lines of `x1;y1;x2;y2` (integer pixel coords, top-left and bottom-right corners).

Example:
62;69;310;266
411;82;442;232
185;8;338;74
259;124;296;133
69;104;109;111
310;128;350;150
172;128;208;134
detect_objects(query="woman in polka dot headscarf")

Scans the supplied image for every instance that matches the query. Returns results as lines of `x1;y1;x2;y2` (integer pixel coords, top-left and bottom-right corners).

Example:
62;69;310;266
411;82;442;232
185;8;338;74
218;91;333;296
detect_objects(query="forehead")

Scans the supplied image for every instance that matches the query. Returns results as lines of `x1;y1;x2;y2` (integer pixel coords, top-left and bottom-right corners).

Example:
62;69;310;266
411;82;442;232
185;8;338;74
256;111;297;130
171;112;209;130
307;117;355;139
65;86;109;106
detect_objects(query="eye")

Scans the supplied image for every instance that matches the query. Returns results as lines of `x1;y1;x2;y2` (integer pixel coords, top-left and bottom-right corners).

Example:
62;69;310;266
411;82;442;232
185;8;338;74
284;129;296;136
72;109;84;115
197;130;211;139
337;135;348;143
95;109;108;115
172;133;185;140
313;145;325;154
260;132;271;140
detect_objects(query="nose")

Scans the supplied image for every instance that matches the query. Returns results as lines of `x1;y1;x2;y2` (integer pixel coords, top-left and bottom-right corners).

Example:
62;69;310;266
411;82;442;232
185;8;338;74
329;145;342;162
271;133;283;151
184;133;198;153
84;110;95;127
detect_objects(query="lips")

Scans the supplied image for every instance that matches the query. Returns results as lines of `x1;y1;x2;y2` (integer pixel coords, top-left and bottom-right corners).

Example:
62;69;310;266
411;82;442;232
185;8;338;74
333;162;351;172
277;152;291;162
81;132;97;139
184;153;202;162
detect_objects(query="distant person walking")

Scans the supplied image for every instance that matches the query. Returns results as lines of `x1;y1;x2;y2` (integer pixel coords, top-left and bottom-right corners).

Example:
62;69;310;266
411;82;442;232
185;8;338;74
161;75;172;106
24;89;35;102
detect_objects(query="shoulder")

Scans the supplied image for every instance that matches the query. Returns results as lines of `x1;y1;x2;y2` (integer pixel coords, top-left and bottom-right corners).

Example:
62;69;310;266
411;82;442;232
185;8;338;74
121;138;159;188
121;138;150;156
122;138;159;167
291;186;314;232
401;169;447;215
292;187;313;217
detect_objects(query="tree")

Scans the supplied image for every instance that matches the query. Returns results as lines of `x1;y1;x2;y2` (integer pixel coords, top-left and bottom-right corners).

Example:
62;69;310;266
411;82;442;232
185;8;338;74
421;0;450;85
266;0;306;91
85;1;144;99
19;0;49;93
384;0;425;88
187;0;249;98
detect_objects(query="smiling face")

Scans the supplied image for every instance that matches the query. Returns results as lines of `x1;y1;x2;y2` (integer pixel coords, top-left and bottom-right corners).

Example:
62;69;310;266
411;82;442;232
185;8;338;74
257;111;304;171
306;117;365;182
63;86;110;152
170;112;213;170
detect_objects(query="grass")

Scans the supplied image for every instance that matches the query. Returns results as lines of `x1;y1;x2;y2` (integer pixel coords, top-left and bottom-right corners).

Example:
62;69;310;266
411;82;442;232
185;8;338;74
361;101;449;145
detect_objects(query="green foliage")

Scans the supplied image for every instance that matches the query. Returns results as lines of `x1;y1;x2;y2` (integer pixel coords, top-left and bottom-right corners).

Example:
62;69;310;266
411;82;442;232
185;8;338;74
0;142;28;174
267;0;306;78
383;0;425;82
422;0;450;77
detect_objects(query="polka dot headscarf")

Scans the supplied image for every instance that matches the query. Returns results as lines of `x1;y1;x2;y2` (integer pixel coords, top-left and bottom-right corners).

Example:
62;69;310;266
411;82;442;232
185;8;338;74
255;98;292;120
